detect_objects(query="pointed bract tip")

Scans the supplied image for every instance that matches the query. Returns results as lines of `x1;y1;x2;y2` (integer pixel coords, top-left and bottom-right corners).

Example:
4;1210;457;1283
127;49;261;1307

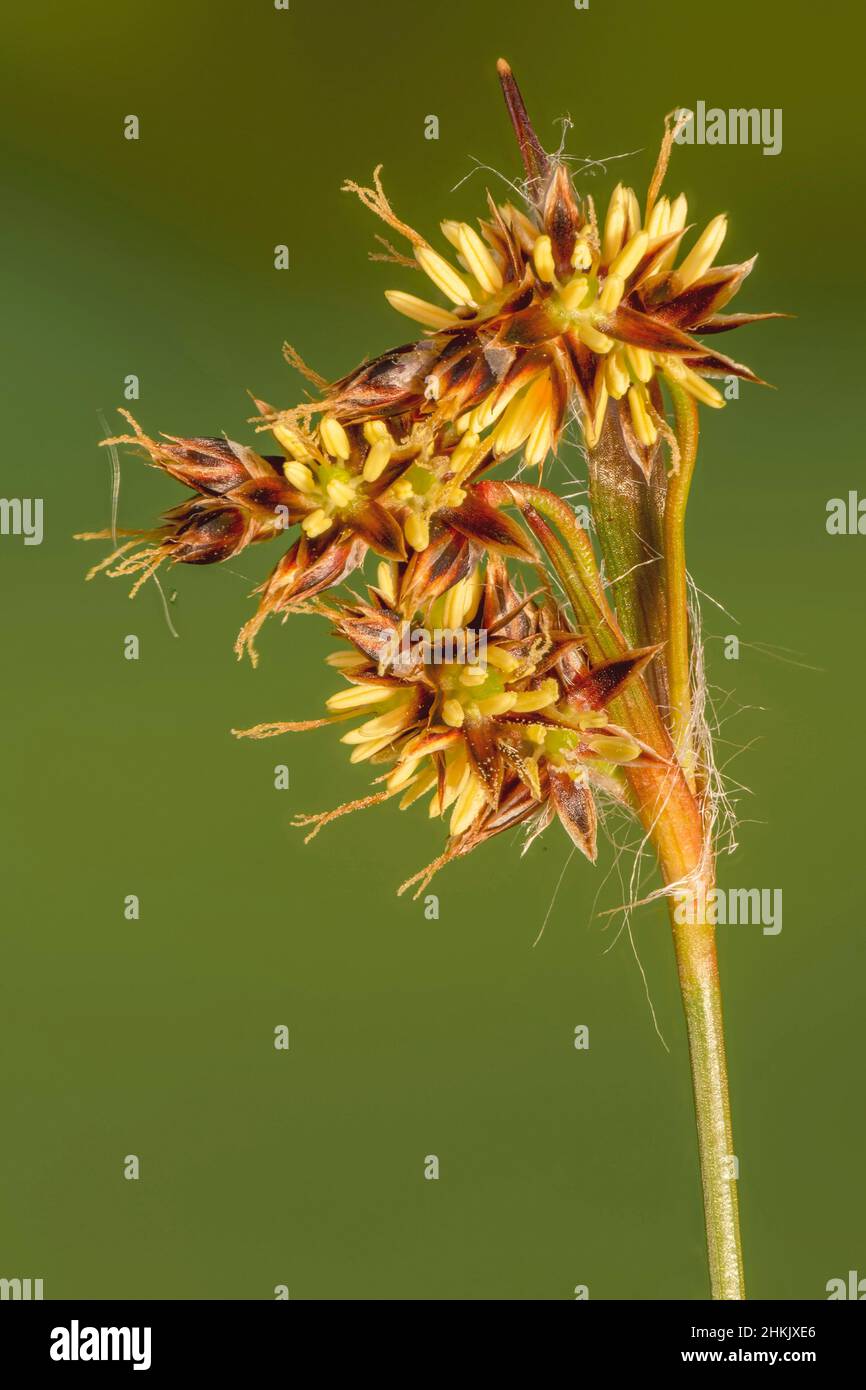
496;58;550;193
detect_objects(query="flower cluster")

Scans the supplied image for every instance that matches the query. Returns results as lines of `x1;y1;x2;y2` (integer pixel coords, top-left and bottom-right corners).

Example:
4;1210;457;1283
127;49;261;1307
237;558;659;893
80;59;779;887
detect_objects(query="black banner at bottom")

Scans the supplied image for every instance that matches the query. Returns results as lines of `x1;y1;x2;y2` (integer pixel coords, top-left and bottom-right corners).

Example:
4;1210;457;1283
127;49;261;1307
0;1297;862;1374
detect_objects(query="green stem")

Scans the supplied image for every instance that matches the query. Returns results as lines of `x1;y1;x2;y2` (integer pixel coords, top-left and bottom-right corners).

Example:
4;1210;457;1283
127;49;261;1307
663;383;699;782
666;874;745;1300
484;476;746;1299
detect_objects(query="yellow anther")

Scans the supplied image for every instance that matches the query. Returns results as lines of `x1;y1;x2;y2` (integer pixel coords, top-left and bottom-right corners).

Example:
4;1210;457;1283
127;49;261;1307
627;385;658;447
455;222;504;294
646;196;670;240
384;289;459;330
474;691;517;717
326;477;355;508
510;679;559;713
326;682;387;712
586;732;641;762
602;183;627;264
558;277;590;312
375;561;398;606
625;188;642;239
348;734;399;764
525;407;554;468
674;214;727;290
605;351;631;401
449;777;488;836
665;359;725;408
320;414;351;461
283;460;317;492
610;229;649;280
362;439;393;482
442;698;466;728
532;234;556;283
493;373;552;456
272;422;312;461
301;508;333;538
363;419;391;445
578;323;615;355
415;244;476;307
598;272;626;314
325;650;369;671
625;345;654;383
450;430;480;473
390;477;413;502
404;512;430;552
484;646;519;674
584;383;609;450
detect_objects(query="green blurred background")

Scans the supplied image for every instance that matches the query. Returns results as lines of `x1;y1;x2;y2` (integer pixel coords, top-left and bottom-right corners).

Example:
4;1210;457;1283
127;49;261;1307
1;0;863;1300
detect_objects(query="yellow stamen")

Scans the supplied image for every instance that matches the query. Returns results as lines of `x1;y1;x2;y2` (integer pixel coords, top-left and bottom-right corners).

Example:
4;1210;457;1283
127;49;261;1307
442;698;465;728
598;272;625;315
348;734;397;763
273;422;312;461
455;223;504;294
384;289;459;330
524;408;554;468
283;460;316;492
627;385;658;447
602;184;627;265
493;374;552;456
415;245;476;307
625;188;642;239
320;415;351;461
376;561;398;606
584;382;609;450
362;439;393;482
449;776;488;836
578;323;615;355
656;194;688;272
610;229;649;280
399;765;438;809
450;430;480;475
605;351;631;401
558;277;590;312
355;701;415;740
484;646;519;674
326;477;355;507
509;680;558;714
665;359;724;408
532;234;556;284
585;732;641;762
404;512;430;552
390;477;413;502
474;692;517;717
668;193;688;233
646;196;670;240
327;683;388;712
301;508;333;538
325;650;369;671
442;573;479;630
386;757;422;791
674;213;727;290
625;345;654;383
363;419;390;445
